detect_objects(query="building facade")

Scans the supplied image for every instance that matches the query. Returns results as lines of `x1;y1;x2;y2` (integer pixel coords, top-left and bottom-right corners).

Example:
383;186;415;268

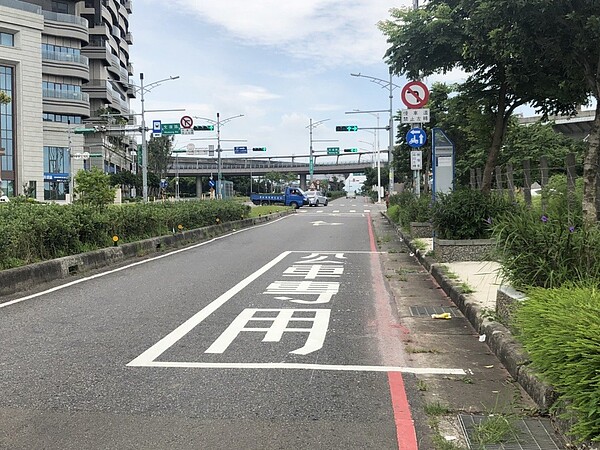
0;0;135;202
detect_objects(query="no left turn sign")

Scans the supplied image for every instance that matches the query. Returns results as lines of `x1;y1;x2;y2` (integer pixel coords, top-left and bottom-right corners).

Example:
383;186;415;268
401;81;429;109
180;115;194;129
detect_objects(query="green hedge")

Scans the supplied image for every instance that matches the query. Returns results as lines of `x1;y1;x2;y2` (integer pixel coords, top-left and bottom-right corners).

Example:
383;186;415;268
515;285;600;443
0;200;250;270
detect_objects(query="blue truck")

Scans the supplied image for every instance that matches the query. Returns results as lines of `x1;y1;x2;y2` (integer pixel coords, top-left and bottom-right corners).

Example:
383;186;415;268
250;187;308;209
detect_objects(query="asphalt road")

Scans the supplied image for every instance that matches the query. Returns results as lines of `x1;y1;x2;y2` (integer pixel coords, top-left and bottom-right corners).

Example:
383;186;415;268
0;198;459;449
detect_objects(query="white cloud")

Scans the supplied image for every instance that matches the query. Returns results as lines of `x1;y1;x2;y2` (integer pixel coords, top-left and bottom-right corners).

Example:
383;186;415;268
170;0;413;65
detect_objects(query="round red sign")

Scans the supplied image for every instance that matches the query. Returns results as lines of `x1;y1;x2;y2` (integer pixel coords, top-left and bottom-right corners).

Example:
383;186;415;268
180;115;193;129
401;81;430;109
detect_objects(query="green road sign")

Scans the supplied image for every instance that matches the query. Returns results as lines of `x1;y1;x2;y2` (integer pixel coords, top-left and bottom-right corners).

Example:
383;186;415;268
73;127;97;134
162;123;181;135
327;147;340;155
336;125;358;132
309;157;314;175
89;153;103;157
172;148;186;153
344;148;358;153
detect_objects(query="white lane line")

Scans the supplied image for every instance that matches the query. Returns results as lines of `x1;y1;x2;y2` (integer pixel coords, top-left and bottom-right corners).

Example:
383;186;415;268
0;216;290;309
127;251;292;366
127;361;468;375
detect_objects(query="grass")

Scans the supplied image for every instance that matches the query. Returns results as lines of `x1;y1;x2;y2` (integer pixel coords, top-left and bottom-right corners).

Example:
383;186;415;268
406;346;440;354
459;282;475;294
425;401;452;416
413;238;428;252
471;414;520;447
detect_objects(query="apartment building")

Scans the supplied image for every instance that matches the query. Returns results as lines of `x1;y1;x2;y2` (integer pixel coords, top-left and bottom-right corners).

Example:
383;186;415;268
0;0;135;202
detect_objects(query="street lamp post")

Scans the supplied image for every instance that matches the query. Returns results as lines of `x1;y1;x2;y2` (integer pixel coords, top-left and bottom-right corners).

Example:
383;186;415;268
350;70;401;195
306;118;335;185
193;113;244;199
135;72;180;202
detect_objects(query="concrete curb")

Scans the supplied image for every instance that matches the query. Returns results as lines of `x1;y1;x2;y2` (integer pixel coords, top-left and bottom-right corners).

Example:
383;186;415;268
0;210;293;299
384;213;557;413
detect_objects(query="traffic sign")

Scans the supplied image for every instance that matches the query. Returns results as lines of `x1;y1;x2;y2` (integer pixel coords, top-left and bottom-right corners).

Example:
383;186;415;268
152;120;162;134
401;108;430;124
181;128;194;135
401;81;429;109
234;146;248;154
160;179;168;189
180;115;193;129
406;128;427;148
410;150;422;170
172;148;186;153
161;123;181;135
327;147;340;155
186;143;195;153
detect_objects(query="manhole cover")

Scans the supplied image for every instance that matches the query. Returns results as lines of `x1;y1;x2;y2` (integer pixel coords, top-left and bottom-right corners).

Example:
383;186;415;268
459;414;565;449
409;305;457;317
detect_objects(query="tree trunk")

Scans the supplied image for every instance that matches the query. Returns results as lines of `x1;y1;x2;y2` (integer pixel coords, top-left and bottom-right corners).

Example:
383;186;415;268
481;112;507;193
582;101;600;224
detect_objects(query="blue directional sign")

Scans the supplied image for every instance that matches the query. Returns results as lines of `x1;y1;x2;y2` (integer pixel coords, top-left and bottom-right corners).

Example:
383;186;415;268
160;179;168;189
234;146;248;154
406;127;427;148
152;120;162;134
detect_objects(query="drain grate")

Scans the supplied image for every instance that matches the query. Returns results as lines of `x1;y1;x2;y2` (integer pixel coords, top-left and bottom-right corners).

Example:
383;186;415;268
459;414;565;449
409;305;457;317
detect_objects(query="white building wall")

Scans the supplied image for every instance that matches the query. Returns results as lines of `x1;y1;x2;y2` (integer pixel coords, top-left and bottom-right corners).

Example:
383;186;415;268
0;4;44;199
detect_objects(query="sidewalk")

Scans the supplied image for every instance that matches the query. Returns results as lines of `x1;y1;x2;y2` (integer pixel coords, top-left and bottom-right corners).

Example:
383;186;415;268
370;203;569;449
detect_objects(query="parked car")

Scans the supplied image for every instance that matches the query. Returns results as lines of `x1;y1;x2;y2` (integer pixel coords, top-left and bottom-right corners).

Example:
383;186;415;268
305;190;328;206
346;191;356;199
0;195;9;203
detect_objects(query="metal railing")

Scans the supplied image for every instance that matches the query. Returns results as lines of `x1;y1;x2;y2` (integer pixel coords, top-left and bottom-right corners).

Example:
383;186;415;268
0;0;40;13
42;49;89;65
43;88;89;102
42;10;88;27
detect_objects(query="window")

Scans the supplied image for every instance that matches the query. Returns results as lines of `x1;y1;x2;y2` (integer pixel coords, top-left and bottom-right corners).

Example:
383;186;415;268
51;1;69;14
0;33;14;47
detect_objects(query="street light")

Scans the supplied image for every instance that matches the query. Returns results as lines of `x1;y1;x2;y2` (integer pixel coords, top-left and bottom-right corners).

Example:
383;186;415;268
135;73;180;202
306;118;337;184
350;69;401;194
193;113;244;199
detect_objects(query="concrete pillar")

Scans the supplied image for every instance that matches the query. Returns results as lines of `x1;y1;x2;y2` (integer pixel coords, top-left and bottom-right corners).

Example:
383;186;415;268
299;173;307;190
196;176;203;198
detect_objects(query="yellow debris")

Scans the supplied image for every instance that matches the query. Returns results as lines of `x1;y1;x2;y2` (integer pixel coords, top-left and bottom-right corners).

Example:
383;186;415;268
431;312;452;320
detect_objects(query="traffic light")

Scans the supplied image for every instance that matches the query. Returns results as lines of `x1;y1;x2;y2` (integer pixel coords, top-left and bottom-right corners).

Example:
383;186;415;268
336;125;358;132
193;125;215;131
252;147;267;151
344;148;358;153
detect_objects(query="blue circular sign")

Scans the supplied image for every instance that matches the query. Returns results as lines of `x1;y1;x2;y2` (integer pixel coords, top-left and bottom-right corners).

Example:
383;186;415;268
406;128;427;148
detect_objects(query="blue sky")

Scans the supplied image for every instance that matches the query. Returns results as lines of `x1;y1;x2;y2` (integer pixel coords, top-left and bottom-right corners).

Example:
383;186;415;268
128;0;456;161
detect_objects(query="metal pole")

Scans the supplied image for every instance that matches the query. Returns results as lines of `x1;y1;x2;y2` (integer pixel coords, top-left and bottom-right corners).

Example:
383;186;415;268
68;119;73;203
217;112;222;199
140;72;148;202
388;68;395;194
175;153;179;199
309;118;314;183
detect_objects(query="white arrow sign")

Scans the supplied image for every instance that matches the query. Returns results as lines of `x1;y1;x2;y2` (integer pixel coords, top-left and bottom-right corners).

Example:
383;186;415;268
310;221;343;226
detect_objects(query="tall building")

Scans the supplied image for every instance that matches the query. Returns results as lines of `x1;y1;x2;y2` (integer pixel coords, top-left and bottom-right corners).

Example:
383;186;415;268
0;0;135;202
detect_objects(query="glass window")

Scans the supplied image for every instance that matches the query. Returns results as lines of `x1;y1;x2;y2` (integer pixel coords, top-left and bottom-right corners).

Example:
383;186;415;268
0;33;14;47
51;1;69;14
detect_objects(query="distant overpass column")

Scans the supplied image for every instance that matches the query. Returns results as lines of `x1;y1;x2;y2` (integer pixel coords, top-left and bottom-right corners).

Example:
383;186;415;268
196;176;203;198
299;173;307;190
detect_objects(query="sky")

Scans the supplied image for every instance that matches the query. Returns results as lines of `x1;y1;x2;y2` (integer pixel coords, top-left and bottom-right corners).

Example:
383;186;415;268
128;0;452;163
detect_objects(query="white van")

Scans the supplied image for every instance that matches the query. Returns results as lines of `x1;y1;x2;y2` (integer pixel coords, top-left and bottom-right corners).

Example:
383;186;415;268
0;195;10;203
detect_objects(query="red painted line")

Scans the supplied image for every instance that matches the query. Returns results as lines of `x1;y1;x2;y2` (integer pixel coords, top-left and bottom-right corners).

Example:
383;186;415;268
367;213;418;450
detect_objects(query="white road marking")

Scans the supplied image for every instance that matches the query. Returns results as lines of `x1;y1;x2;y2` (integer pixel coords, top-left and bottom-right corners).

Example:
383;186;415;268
0;217;291;309
127;251;292;366
310;220;342;226
128;360;468;375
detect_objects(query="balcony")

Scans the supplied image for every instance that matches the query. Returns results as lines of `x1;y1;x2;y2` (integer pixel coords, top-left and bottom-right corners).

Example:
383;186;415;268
42;10;89;45
123;0;132;13
42;50;90;82
125;31;133;45
42;88;90;118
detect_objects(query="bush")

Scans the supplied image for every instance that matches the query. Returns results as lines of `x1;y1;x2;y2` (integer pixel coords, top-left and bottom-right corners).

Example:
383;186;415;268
492;209;600;289
388;191;432;227
387;204;400;223
431;188;516;240
514;285;600;443
0;200;251;270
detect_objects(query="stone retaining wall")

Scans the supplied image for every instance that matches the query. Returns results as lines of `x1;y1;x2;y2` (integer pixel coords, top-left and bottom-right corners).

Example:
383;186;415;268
433;237;495;262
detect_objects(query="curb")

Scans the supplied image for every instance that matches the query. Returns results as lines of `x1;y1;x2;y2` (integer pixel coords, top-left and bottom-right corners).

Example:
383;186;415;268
382;213;557;413
0;210;293;299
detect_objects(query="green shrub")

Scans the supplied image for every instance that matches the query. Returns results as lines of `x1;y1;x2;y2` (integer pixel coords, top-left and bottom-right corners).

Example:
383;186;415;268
0;200;251;270
492;208;600;289
431;188;516;240
387;204;400;223
388;191;432;227
514;285;600;443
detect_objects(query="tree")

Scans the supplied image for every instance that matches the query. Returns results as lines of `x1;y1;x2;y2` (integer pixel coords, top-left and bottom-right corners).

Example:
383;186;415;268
379;1;587;194
74;167;116;207
0;91;10;104
148;135;174;179
525;1;600;223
